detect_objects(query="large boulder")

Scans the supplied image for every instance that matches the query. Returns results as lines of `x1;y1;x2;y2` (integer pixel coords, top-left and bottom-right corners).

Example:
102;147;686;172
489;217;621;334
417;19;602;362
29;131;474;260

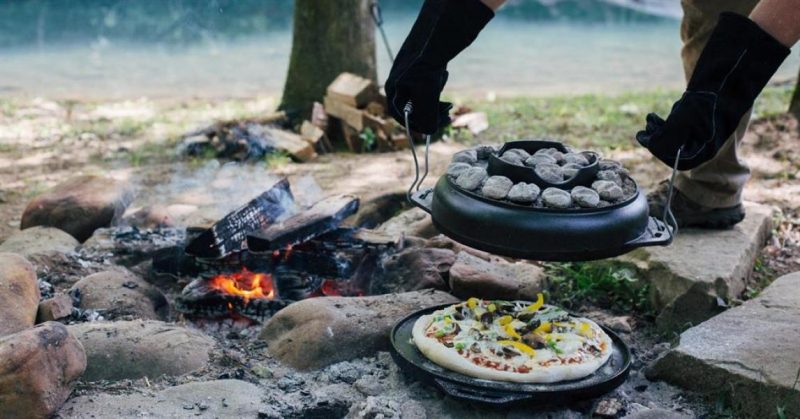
0;226;78;259
375;248;455;294
376;208;438;239
448;252;544;301
0;322;87;419
69;269;168;320
68;320;214;382
259;290;458;370
21;175;134;242
0;253;39;337
611;202;773;333
648;272;800;418
59;380;262;418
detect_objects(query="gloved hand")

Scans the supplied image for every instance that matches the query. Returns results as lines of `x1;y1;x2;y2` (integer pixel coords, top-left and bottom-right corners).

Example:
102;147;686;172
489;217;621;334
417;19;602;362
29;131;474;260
385;0;494;135
637;13;790;171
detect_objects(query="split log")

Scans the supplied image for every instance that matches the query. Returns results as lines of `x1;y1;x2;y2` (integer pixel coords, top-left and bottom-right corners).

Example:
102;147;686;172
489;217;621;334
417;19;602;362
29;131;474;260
326;72;378;108
247;195;360;252
325;96;366;131
257;126;317;162
186;178;295;259
300;120;332;153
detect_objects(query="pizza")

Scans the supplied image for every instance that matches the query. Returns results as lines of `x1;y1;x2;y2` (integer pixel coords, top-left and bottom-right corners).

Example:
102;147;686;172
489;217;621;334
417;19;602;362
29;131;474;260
411;295;613;383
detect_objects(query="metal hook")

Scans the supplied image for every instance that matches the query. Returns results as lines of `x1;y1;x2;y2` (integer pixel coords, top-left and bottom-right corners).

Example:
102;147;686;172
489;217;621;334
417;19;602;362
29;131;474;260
404;102;421;203
662;146;684;238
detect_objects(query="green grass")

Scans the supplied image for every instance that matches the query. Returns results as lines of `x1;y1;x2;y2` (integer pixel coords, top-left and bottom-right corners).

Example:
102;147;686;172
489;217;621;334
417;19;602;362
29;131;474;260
544;262;652;315
458;85;795;152
263;150;292;169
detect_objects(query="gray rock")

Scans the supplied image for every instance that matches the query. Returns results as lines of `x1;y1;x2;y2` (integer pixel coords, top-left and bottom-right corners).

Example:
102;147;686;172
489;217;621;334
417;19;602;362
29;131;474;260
376;248;455;294
0;253;39;337
609;202;773;332
563;152;589;166
592;180;624;201
449;252;544;301
571;186;601;208
376;207;437;239
597;170;623;186
481;176;513;200
524;153;557;167
68;320;214;382
474;145;498;160
446;162;472;179
622;409;692;419
58;380;262;418
562;163;582;180
500;149;529;166
535;164;565;184
648;272;800;418
455;167;487;191
259;290;458;370
0;226;78;259
451;149;478;165
507;183;541;204
542;188;572;208
536;148;565;163
69;269;169;321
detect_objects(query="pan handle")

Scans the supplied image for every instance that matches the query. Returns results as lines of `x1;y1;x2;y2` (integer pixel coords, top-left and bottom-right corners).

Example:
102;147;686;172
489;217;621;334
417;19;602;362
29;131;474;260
433;378;530;405
410;188;434;215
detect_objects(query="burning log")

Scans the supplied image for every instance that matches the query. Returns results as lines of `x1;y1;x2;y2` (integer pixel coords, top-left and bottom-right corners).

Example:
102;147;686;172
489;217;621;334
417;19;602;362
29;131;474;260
175;271;290;322
247;195;359;252
186;178;294;259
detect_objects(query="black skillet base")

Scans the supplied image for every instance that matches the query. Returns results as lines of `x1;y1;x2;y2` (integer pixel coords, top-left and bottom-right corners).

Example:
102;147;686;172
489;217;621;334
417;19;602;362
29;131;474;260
390;304;632;407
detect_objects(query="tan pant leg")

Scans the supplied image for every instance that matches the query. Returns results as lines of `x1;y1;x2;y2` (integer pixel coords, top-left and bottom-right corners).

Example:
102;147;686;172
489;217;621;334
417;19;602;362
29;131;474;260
674;0;760;208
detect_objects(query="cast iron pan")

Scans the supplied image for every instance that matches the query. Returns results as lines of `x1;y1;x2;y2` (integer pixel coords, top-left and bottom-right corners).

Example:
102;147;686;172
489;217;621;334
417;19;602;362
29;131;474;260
389;304;632;407
487;140;599;189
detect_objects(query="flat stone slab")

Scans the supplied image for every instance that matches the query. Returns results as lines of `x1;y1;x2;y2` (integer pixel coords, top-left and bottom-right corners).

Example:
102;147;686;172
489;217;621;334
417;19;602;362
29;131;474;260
59;380;262;418
648;272;800;418
613;202;773;332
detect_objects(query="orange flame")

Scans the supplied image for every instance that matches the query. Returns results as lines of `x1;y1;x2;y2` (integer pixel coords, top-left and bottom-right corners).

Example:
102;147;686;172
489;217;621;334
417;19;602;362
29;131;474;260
208;269;275;303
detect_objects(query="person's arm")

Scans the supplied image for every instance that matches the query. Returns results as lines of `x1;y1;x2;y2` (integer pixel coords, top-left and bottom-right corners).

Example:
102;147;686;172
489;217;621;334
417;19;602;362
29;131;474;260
385;0;496;134
480;0;506;11
750;0;800;47
636;10;792;170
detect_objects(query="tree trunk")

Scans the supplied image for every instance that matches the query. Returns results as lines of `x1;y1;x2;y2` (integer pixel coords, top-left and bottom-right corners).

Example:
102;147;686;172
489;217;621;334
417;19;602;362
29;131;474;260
790;66;800;119
280;0;377;120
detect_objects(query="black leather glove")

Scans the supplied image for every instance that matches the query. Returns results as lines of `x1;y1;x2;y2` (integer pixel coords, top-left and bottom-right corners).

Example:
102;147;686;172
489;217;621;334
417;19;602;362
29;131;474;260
385;0;494;135
637;13;790;170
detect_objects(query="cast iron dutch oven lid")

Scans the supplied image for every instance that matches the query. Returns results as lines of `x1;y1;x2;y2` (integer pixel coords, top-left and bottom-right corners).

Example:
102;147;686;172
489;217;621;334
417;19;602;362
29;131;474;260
409;140;675;261
389;304;632;406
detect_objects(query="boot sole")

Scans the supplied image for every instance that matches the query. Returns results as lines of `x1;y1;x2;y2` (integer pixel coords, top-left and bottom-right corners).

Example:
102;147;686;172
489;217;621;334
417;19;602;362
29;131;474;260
676;205;746;229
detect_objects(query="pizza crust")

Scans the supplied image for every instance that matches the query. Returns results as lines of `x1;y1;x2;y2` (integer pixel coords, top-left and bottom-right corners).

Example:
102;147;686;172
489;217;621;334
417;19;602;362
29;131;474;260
412;314;613;383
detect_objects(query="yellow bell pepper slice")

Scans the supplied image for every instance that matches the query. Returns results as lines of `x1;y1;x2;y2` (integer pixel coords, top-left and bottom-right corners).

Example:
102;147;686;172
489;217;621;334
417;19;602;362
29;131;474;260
525;293;545;312
467;297;480;309
534;321;552;334
498;340;537;357
498;315;513;326
504;324;521;340
487;303;497;313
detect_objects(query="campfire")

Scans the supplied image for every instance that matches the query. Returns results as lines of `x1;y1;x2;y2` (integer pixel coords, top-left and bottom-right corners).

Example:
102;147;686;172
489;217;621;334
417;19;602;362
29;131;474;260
165;178;398;322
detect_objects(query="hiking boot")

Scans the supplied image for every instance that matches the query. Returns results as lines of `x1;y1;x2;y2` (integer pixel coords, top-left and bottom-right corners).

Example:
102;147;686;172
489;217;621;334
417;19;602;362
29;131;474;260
647;180;745;229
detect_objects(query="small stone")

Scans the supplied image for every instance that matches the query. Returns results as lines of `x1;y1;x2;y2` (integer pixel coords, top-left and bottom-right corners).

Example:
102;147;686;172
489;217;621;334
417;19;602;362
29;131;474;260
507;183;541;204
446;162;472;179
594;398;623;417
455;167;487;191
605;316;633;333
251;363;273;378
535;164;565;184
541;188;572;208
474;145;497;160
451;149;477;164
36;293;74;323
481;176;513;200
597;170;623;186
562;163;582;180
563;152;590;166
592;180;624;201
571;186;601;208
524;153;557;167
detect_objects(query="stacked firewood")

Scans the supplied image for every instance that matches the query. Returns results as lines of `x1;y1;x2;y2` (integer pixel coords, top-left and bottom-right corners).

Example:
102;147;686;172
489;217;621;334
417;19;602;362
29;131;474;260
321;73;409;153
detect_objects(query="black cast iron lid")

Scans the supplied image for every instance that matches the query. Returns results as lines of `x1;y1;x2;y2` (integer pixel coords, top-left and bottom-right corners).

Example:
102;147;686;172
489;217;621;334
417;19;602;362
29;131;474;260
389;304;632;406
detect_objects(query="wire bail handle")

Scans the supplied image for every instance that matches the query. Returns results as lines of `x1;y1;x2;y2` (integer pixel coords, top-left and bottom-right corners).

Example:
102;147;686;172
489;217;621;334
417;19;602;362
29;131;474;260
403;101;432;203
661;146;683;239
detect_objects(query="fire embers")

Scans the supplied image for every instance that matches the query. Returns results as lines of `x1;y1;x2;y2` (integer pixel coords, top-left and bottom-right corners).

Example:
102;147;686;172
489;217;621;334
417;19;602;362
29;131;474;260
207;269;275;303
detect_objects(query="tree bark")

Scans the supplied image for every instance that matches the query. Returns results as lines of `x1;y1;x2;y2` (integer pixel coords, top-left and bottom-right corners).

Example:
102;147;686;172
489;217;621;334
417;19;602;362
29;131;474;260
790;66;800;119
280;0;377;120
